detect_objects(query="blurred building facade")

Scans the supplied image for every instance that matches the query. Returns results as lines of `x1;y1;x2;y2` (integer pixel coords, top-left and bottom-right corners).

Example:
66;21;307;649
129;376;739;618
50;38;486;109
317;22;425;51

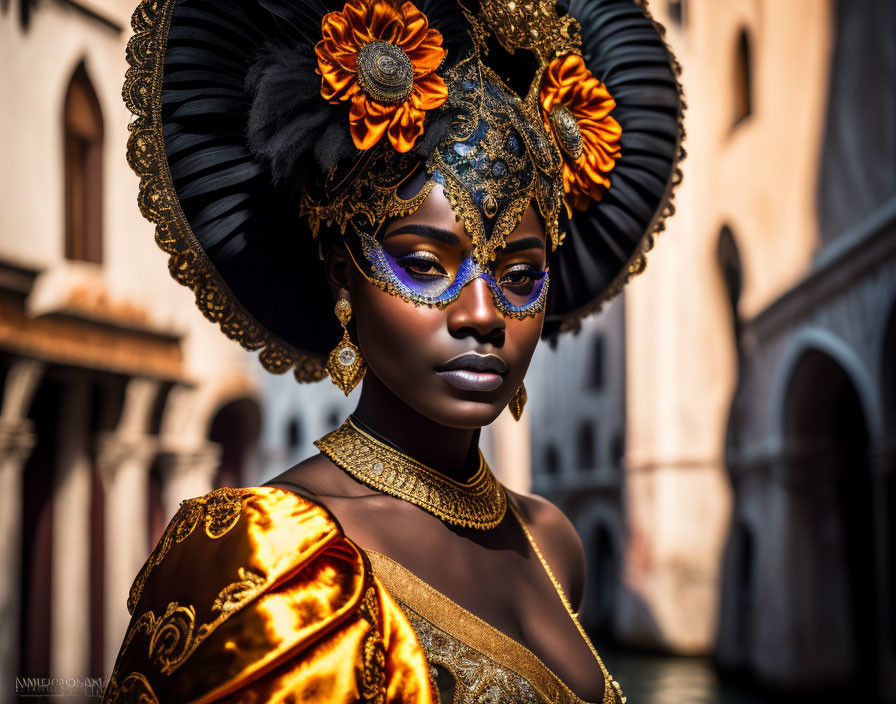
614;0;834;658
527;297;627;635
0;0;263;693
528;1;895;701
716;0;896;700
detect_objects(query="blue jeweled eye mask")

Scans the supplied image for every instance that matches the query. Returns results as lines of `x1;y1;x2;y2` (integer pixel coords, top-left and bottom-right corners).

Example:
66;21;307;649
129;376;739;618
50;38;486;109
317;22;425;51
347;232;549;319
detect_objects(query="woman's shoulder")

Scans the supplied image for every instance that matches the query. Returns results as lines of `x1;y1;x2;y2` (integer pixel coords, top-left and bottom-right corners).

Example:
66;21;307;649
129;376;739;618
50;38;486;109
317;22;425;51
103;485;434;704
506;489;587;613
265;451;369;505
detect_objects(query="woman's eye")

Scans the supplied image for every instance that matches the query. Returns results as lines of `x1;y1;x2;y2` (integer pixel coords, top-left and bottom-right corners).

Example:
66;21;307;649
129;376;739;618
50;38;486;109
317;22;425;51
499;264;544;290
396;252;449;281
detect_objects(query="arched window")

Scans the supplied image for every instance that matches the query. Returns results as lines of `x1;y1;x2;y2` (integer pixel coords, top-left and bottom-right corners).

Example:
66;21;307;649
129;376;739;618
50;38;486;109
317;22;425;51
733;29;753;127
576;421;596;470
667;0;685;25
610;431;625;469
587;334;605;391
544;444;560;475
63;64;104;263
716;225;743;346
286;416;303;450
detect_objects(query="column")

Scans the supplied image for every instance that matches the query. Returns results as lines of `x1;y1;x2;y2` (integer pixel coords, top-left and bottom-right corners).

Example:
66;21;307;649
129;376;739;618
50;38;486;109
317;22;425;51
98;379;159;678
50;379;92;679
0;418;36;704
0;359;42;704
157;443;221;523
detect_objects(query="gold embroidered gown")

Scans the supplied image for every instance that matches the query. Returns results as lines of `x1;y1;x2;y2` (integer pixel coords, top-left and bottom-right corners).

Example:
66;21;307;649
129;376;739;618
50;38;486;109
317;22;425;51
103;487;624;704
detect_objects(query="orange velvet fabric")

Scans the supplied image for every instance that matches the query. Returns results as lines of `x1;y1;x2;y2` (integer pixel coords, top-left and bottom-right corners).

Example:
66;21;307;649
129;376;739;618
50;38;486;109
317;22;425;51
316;0;448;152
540;54;622;212
102;487;435;704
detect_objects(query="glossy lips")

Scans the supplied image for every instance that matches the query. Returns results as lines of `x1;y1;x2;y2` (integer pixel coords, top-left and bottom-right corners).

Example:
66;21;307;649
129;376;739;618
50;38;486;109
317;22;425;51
436;353;507;392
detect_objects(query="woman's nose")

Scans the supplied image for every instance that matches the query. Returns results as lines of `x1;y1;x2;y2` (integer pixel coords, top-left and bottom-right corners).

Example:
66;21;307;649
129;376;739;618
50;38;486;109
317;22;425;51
446;276;505;341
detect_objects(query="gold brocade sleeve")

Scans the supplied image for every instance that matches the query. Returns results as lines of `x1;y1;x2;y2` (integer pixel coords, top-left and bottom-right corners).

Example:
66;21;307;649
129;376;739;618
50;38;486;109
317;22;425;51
102;487;435;704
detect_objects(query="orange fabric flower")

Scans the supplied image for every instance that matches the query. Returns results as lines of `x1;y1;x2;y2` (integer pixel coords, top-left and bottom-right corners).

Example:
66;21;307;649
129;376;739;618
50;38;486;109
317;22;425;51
316;0;448;153
540;54;622;212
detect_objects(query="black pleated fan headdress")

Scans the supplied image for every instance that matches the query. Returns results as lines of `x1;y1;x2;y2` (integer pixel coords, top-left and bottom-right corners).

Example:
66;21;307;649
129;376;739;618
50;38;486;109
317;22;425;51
124;0;684;382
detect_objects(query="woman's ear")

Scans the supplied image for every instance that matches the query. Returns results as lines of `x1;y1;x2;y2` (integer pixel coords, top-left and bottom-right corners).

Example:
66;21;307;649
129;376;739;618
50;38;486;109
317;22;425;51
323;241;352;299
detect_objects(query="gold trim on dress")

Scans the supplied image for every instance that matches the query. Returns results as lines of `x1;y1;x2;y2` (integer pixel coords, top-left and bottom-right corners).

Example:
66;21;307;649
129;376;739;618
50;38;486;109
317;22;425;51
366;549;622;704
314;417;507;530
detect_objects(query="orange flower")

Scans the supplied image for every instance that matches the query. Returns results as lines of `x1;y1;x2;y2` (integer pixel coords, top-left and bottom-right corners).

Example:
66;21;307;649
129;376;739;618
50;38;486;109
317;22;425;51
316;0;448;153
540;54;622;212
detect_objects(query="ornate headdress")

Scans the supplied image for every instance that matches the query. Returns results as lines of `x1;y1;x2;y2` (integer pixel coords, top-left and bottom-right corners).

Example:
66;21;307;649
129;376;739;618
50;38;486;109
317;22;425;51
125;0;684;382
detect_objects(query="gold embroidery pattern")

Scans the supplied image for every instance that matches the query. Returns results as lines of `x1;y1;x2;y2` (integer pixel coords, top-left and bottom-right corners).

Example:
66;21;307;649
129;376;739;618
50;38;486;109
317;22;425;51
213;567;267;614
148;603;196;674
315;418;507;530
300;146;436;240
357;586;387;703
103;672;160;704
123;0;327;383
127;488;246;614
119;564;268;680
427;57;565;264
478;0;581;65
404;608;542;704
367;550;622;704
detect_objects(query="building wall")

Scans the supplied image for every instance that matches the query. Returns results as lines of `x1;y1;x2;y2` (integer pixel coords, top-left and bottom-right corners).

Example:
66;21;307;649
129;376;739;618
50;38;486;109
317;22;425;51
0;0;262;693
621;0;832;652
717;0;896;698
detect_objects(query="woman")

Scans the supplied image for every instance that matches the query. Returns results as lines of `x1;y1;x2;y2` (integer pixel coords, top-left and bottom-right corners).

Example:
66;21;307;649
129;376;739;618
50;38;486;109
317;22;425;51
105;0;682;701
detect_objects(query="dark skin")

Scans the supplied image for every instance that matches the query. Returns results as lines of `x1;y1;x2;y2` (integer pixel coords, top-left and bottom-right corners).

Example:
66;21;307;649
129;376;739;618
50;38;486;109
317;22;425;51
267;185;605;701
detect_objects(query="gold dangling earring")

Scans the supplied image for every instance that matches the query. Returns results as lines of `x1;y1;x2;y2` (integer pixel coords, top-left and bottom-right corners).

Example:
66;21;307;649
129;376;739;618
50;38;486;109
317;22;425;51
326;297;366;396
509;381;527;421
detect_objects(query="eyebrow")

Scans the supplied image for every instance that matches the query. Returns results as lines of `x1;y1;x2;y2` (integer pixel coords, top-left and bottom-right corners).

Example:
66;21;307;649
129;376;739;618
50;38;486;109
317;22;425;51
499;236;546;255
384;224;460;245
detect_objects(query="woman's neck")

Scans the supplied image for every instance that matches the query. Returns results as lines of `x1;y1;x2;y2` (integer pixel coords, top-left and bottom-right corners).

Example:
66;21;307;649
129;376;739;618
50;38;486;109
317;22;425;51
351;373;481;481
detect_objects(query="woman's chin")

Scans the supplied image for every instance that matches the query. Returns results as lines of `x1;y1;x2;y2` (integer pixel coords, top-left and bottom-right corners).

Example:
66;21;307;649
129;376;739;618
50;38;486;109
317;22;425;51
415;395;509;430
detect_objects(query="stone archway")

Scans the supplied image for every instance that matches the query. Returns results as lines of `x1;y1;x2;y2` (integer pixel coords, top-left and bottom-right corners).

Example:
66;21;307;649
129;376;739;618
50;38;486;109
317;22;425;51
576;506;623;637
879;299;896;698
209;397;262;489
767;347;875;694
590;522;619;634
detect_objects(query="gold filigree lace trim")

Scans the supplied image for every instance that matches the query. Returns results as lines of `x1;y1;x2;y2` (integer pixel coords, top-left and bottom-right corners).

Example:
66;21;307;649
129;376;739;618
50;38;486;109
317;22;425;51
404;608;545;703
314;417;507;530
366;549;622;704
123;0;326;382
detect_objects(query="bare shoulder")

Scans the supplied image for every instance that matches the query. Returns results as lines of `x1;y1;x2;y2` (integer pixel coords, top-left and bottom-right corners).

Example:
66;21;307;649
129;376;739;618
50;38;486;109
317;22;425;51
264;452;368;502
506;489;587;612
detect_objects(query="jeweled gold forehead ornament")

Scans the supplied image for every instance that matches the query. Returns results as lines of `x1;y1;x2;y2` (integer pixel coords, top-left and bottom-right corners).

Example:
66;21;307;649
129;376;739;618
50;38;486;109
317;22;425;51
305;0;622;264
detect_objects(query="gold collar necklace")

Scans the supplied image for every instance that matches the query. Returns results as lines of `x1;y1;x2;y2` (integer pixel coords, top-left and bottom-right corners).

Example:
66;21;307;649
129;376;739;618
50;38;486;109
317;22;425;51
314;417;507;530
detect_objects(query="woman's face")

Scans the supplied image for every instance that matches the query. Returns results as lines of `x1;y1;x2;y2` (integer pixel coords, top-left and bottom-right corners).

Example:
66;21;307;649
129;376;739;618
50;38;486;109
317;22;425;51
345;184;547;429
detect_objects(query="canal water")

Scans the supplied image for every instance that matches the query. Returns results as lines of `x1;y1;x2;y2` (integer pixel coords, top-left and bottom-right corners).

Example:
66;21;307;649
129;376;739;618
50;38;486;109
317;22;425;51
600;649;765;704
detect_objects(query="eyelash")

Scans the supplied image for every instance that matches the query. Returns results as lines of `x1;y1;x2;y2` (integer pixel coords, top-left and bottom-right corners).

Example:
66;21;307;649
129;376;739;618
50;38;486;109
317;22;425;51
498;264;544;289
396;251;545;286
396;251;449;281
